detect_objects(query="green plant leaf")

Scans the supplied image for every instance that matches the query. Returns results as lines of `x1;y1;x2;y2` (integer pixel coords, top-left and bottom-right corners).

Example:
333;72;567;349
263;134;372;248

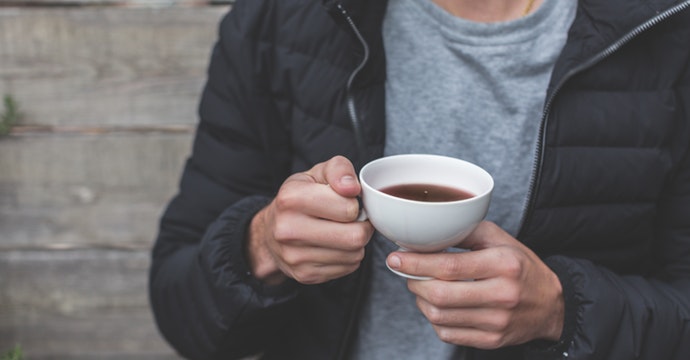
0;345;23;360
0;94;21;136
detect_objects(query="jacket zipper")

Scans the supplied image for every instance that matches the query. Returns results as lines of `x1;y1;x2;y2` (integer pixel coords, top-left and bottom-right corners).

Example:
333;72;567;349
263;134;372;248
337;3;371;163
331;0;690;359
517;0;690;239
333;6;373;360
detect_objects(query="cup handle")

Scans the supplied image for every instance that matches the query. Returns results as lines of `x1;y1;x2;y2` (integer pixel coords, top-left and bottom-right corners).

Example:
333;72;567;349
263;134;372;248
356;197;368;221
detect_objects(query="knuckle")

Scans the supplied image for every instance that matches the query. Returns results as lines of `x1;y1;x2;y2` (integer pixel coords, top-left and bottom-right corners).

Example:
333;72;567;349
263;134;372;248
485;220;501;233
345;200;360;221
351;248;366;264
292;268;319;285
501;256;524;279
427;285;451;306
439;257;462;278
482;333;505;349
436;327;455;344
424;305;445;325
280;249;303;267
496;284;521;309
349;226;370;249
339;227;367;251
490;311;511;332
272;221;295;242
496;247;525;279
330;155;348;164
343;264;360;276
273;191;297;212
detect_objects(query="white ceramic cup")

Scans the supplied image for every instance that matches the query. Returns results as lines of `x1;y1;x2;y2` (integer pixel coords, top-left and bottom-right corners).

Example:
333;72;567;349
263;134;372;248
358;154;493;278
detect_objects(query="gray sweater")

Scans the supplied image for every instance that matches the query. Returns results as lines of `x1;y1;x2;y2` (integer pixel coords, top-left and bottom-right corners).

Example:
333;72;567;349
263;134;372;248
352;0;576;358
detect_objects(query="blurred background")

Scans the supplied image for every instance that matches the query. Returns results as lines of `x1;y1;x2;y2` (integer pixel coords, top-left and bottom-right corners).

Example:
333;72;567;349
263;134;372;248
0;0;233;358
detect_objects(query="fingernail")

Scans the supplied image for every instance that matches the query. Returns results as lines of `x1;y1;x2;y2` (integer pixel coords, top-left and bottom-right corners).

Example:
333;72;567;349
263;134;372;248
340;175;356;185
388;255;401;269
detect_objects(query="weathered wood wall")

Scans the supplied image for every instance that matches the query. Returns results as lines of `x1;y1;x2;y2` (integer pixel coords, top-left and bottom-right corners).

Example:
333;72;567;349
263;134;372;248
0;1;231;358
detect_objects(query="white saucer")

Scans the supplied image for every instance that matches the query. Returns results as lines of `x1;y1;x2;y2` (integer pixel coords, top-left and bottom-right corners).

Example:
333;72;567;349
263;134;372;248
386;262;433;281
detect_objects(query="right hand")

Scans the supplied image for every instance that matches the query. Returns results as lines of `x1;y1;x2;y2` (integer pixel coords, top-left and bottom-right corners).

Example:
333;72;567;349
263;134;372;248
247;156;375;285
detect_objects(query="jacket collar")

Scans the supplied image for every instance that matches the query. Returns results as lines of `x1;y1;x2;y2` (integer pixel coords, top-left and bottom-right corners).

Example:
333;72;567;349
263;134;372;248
322;0;687;50
322;0;365;15
322;0;388;36
572;0;688;55
548;0;689;94
321;0;689;94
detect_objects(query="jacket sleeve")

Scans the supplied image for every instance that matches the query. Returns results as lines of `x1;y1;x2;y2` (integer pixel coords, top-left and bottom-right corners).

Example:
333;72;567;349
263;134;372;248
527;145;690;359
149;3;298;359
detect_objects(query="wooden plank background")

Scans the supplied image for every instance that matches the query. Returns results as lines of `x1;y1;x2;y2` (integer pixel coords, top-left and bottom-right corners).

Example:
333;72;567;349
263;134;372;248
0;1;233;358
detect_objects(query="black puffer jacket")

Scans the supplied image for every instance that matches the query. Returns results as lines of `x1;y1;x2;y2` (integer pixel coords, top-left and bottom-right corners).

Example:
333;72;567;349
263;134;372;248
149;0;690;359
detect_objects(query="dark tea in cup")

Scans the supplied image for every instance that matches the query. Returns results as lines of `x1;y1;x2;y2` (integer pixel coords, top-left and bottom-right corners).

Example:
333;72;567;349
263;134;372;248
380;183;475;202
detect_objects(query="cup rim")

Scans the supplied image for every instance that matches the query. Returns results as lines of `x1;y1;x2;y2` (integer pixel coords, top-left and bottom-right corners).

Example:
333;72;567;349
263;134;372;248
359;154;494;205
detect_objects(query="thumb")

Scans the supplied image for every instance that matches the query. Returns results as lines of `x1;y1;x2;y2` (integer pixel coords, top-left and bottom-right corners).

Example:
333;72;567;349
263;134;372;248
315;155;361;197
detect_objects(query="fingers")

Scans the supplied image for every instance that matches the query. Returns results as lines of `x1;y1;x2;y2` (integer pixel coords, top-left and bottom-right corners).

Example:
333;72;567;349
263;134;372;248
286;263;363;285
407;277;520;309
279;245;366;268
387;248;516;281
275;180;362;222
416;298;512;331
413;279;559;349
271;220;371;284
430;324;511;350
306;155;361;197
387;221;528;280
387;221;566;348
408;279;522;349
417;296;518;349
279;156;362;222
272;214;373;250
256;155;368;285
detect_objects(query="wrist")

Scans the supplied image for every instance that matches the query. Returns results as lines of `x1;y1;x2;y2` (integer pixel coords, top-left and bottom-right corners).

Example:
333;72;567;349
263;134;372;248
542;270;565;341
246;206;288;285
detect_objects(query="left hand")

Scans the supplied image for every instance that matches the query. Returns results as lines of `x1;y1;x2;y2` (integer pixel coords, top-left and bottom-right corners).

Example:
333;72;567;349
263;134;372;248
386;221;564;349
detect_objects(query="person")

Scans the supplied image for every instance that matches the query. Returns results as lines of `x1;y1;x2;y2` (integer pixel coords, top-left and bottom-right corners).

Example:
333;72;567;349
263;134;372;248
148;0;690;359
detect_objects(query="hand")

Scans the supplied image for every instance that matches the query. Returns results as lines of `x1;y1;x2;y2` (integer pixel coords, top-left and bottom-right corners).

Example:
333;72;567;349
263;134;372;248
247;156;374;285
386;221;564;349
